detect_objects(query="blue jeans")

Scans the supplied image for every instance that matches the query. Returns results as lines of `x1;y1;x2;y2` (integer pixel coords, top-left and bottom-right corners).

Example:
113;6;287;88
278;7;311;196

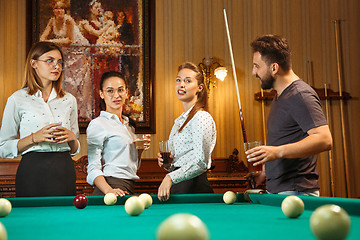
267;190;320;197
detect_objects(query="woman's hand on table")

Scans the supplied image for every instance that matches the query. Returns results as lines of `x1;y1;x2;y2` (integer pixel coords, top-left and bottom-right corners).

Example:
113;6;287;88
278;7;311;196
158;174;172;201
106;188;129;197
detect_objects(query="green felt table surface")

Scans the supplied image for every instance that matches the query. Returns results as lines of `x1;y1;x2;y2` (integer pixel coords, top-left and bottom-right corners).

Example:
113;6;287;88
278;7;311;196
1;193;359;240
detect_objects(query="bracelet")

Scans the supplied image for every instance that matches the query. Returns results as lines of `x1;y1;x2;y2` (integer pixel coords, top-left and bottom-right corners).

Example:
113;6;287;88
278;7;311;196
31;133;37;144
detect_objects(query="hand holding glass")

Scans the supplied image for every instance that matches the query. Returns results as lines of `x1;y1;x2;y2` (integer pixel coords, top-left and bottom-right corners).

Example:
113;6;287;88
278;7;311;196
244;141;263;174
134;134;149;149
159;140;173;169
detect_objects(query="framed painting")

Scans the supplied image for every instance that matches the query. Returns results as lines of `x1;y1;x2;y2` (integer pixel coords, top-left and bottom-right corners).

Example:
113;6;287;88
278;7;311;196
27;0;155;133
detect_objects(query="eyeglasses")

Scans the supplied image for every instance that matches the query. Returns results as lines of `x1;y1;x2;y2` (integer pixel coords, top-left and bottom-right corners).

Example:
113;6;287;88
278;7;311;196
103;88;127;97
37;58;63;68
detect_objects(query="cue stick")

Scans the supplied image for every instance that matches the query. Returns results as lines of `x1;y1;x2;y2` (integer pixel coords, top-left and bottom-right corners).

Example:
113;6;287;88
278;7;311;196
306;60;311;85
223;9;256;189
333;20;351;197
307;60;335;196
306;60;314;86
324;84;335;197
223;8;248;144
261;89;267;145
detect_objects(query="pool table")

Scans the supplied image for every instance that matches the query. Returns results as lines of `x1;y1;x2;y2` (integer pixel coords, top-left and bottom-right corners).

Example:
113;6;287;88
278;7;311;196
1;193;359;239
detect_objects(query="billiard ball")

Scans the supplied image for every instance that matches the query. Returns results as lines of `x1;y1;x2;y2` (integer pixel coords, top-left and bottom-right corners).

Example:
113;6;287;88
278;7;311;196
104;193;117;206
0;198;12;217
156;213;209;240
223;191;237;205
124;196;144;216
73;194;88;209
0;222;8;240
138;193;153;209
281;195;304;218
310;204;351;240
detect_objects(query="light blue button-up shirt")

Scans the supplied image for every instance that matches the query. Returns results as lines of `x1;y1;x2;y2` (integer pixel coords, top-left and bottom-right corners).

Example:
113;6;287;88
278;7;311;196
86;111;140;185
0;88;80;158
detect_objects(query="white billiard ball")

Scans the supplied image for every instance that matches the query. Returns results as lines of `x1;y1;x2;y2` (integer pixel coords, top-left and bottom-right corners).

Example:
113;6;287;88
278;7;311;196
310;204;351;240
124;196;144;216
104;193;117;206
156;213;209;240
281;195;304;218
0;198;12;217
139;193;153;209
0;222;8;240
223;191;237;205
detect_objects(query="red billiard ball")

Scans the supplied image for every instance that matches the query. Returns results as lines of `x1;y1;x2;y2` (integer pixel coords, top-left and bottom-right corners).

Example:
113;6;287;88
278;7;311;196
73;194;88;209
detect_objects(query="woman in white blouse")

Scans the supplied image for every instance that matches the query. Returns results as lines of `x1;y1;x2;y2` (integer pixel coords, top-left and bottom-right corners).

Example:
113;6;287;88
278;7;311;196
86;71;150;197
0;41;80;197
157;62;217;201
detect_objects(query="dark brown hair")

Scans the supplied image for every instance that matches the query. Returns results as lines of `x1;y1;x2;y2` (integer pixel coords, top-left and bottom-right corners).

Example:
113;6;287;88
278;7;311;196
99;71;135;128
22;41;65;97
99;71;127;111
250;34;292;71
178;62;208;132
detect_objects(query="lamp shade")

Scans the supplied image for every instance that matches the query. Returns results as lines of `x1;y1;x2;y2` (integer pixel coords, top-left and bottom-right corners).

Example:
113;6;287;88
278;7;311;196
214;67;227;81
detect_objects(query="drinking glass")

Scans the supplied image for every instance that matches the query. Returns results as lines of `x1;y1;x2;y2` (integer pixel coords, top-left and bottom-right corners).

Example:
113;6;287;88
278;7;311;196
134;134;148;149
244;141;263;173
159;140;173;169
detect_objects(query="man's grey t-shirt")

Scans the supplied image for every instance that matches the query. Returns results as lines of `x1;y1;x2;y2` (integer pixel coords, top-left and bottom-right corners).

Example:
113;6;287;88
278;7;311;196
265;79;328;193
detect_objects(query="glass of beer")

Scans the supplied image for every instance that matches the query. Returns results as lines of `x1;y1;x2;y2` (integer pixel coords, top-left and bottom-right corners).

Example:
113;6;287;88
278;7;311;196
159;140;173;169
134;135;148;149
244;141;263;173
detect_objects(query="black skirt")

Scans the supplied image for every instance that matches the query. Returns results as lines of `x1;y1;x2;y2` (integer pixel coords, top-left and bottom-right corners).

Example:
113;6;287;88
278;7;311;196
171;171;214;194
16;151;76;197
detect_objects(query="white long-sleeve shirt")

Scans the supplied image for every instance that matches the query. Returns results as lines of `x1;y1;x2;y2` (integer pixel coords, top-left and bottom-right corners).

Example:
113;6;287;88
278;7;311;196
86;111;140;185
168;109;217;184
0;88;80;159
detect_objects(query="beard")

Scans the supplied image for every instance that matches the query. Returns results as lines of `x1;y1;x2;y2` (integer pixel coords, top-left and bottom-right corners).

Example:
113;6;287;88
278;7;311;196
257;72;275;90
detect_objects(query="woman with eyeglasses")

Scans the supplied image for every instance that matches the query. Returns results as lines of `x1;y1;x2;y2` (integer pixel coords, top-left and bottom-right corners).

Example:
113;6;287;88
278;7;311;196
86;71;151;196
0;41;80;197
